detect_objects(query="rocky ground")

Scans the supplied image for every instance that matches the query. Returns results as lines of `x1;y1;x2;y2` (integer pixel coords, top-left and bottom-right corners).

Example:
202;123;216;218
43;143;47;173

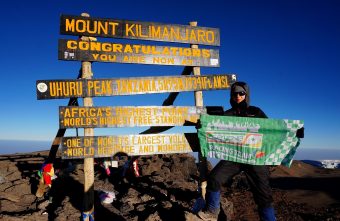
1;151;340;221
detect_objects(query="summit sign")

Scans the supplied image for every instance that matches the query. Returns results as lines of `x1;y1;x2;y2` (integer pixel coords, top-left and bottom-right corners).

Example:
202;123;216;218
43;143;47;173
60;15;220;46
36;74;236;100
58;39;219;67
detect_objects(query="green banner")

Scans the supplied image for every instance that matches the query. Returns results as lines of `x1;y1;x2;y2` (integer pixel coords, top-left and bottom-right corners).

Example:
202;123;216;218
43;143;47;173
198;114;304;167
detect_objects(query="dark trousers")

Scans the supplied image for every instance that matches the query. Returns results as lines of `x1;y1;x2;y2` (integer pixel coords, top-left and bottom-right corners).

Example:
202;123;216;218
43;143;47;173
207;160;274;208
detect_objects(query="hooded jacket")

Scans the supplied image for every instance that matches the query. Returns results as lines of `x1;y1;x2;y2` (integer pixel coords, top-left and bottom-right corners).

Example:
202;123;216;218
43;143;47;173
224;82;267;118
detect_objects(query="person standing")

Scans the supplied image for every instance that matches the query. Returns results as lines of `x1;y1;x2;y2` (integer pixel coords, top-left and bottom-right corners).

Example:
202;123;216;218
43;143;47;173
198;81;276;221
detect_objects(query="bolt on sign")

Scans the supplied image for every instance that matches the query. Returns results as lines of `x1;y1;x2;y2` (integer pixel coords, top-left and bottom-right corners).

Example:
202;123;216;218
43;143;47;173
36;74;237;100
59;106;206;128
61;133;199;159
58;39;220;67
60;15;220;46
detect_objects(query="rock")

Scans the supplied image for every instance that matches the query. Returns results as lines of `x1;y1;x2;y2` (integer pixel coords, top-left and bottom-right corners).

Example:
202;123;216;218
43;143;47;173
184;211;199;221
0;175;5;184
170;154;194;180
0;192;20;202
140;156;163;175
140;194;155;202
161;200;172;209
1;151;340;220
145;211;161;221
220;197;234;220
37;200;50;210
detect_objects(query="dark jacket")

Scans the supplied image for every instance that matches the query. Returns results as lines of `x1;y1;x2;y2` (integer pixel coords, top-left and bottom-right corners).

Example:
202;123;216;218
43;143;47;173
224;105;267;118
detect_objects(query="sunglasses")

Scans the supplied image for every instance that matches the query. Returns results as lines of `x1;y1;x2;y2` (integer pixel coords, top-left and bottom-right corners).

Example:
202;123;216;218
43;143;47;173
232;91;246;96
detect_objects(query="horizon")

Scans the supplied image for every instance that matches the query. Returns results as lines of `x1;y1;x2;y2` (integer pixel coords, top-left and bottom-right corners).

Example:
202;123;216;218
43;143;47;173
0;139;339;161
0;0;339;156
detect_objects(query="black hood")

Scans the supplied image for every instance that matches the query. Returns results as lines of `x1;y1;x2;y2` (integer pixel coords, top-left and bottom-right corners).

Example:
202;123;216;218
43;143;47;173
230;81;250;108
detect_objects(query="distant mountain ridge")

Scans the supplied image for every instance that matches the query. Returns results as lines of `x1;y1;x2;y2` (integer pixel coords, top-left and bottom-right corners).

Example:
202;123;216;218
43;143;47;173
302;160;340;169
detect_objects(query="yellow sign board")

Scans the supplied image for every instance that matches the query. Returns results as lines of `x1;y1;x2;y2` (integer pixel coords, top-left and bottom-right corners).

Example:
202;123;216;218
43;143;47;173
59;106;205;128
60;14;220;46
37;74;237;99
58;39;220;66
61;134;199;159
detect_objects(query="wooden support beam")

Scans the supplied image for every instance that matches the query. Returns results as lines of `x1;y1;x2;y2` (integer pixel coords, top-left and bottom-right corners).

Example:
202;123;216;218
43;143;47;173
190;21;208;199
80;12;95;221
45;97;78;163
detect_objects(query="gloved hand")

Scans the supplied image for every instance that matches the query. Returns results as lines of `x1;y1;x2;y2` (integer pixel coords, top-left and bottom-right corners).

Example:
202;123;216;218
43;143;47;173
195;120;202;129
296;127;304;138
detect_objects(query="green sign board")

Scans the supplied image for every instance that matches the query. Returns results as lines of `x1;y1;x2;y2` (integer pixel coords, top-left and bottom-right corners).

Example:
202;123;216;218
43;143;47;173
198;115;304;167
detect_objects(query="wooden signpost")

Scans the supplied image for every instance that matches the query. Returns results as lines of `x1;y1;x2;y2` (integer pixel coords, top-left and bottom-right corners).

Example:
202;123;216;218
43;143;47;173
36;74;236;99
38;13;236;220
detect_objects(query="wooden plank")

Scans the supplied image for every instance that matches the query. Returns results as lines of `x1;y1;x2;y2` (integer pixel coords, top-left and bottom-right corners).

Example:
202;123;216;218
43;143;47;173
59;106;206;128
36;74;237;99
58;39;220;67
61;133;199;159
60;14;220;46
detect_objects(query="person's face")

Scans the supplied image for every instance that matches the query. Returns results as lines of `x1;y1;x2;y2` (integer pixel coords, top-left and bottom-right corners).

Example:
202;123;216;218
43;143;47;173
232;91;246;104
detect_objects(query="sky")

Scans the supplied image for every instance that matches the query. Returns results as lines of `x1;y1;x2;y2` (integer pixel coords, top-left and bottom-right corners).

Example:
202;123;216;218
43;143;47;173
0;0;339;155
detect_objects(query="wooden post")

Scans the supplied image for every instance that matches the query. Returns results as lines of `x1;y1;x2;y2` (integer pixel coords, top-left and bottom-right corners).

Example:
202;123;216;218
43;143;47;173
190;21;208;199
81;12;95;221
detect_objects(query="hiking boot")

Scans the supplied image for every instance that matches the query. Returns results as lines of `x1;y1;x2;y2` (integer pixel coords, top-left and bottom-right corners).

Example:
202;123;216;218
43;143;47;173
258;206;276;221
197;209;219;221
